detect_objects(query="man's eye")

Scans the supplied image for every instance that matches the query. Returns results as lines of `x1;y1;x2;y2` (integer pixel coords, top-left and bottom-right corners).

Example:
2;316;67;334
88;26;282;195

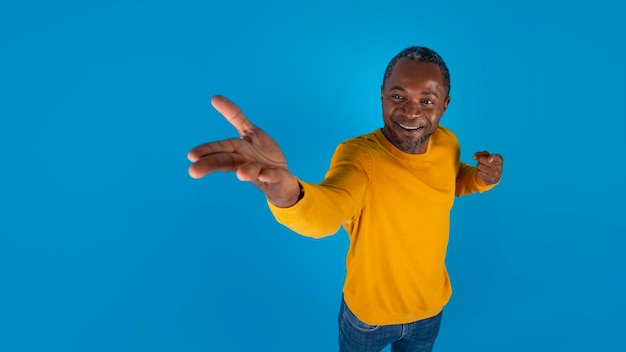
421;99;434;104
391;94;403;100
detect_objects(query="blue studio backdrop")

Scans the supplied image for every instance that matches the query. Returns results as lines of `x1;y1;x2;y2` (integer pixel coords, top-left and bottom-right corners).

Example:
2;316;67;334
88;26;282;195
1;1;624;351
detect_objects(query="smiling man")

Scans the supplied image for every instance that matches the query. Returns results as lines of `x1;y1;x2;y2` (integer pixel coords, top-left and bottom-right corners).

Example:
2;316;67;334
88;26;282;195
382;56;450;154
188;46;503;352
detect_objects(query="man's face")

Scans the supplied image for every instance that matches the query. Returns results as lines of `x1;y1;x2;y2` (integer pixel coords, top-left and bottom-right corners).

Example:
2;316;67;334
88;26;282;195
381;58;450;154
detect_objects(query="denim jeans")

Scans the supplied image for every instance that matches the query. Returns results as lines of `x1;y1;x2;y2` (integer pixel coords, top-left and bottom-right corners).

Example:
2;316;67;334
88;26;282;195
338;297;443;352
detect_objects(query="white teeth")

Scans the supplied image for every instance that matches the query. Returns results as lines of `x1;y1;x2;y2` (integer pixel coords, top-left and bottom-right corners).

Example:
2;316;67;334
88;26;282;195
399;123;421;130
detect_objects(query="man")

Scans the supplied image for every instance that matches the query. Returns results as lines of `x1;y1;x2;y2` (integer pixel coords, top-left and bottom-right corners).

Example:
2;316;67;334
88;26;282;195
188;46;503;352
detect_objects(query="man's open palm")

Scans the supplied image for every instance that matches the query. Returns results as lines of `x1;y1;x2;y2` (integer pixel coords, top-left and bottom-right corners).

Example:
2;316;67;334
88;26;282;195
187;96;300;207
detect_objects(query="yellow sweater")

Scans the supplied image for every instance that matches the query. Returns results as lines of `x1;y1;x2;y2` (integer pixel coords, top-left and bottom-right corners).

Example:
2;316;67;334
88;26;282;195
268;127;496;325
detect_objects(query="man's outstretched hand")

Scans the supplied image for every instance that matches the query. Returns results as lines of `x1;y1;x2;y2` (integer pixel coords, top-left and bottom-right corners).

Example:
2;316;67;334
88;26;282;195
472;151;504;185
188;96;301;208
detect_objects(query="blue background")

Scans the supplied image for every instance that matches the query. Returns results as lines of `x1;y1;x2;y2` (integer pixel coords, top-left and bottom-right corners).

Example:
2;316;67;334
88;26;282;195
1;1;624;351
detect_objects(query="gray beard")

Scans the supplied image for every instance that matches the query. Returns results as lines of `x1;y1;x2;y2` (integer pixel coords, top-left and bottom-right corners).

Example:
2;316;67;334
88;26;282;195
384;128;431;154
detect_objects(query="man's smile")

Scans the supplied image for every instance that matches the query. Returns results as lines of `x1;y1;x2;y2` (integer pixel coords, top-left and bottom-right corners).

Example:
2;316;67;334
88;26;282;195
396;121;425;131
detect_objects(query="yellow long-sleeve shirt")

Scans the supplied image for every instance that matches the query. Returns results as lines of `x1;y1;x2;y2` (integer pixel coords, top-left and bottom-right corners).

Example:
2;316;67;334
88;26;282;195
268;126;496;325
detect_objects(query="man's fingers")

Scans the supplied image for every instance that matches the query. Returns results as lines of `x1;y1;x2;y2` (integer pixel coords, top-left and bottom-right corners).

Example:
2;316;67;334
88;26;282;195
488;154;504;165
188;152;248;179
472;151;489;160
257;167;288;184
472;151;504;185
236;162;263;181
476;170;498;185
473;152;503;166
187;138;245;162
237;163;288;184
211;95;256;137
476;162;494;173
474;155;492;166
477;160;502;174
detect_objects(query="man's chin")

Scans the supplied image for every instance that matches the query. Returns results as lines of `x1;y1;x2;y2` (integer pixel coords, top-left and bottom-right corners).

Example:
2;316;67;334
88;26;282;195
396;135;431;154
383;127;431;153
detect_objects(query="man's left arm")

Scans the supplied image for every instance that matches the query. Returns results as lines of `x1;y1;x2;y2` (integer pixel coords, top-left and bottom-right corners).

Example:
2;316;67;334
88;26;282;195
455;151;504;196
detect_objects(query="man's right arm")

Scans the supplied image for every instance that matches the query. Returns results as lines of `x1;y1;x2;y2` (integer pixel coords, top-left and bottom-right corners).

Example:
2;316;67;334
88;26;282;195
267;142;370;239
188;96;369;239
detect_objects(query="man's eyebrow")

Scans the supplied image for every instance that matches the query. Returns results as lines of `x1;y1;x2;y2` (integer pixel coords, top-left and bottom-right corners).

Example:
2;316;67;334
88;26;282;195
388;85;407;91
388;86;440;98
421;90;439;98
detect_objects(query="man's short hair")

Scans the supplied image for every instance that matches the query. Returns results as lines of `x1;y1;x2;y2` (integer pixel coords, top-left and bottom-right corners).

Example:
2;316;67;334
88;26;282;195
382;46;451;97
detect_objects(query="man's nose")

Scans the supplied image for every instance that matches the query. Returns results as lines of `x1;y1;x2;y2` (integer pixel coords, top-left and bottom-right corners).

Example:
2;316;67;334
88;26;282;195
403;100;422;118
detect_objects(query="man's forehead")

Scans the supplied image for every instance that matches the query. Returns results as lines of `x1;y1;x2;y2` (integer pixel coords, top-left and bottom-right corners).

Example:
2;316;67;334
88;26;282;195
390;58;442;77
386;59;445;90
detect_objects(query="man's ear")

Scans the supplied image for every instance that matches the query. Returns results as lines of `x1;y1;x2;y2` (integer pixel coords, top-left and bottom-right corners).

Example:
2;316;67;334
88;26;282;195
380;86;384;101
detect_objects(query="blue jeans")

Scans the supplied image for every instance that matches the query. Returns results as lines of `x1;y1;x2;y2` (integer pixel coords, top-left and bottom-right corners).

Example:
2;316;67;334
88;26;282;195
338;297;443;352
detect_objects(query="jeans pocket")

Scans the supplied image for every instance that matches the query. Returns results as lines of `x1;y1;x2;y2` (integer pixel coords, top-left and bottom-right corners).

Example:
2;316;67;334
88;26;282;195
343;305;379;332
